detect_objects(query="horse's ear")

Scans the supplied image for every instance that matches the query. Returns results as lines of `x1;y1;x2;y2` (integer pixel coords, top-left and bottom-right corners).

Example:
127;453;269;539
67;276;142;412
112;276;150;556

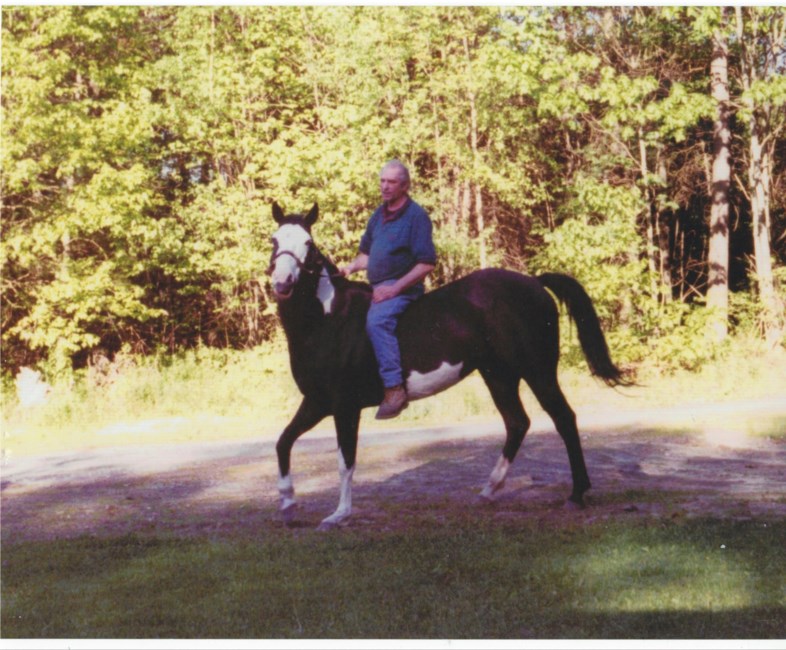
272;202;285;224
304;203;318;228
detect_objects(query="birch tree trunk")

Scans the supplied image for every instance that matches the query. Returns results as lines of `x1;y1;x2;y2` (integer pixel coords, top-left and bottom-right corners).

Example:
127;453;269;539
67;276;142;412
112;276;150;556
639;132;660;300
656;152;673;304
463;34;487;269
706;26;731;342
735;6;784;346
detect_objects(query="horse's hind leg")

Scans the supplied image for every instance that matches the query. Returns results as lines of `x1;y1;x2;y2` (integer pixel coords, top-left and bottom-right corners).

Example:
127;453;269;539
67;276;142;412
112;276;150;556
526;373;591;507
479;370;531;501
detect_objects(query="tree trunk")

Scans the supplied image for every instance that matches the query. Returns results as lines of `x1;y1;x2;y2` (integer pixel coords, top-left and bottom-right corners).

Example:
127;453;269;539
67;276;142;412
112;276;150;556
736;6;784;345
463;34;486;269
706;27;731;342
656;151;673;304
461;179;471;229
748;121;783;344
639;132;660;300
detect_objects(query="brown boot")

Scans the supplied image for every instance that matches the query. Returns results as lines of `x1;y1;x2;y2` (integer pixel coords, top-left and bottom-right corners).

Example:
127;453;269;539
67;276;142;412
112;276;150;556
376;384;408;420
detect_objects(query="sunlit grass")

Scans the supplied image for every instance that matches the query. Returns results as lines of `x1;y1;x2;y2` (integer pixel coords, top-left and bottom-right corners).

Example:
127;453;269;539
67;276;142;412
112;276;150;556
577;536;755;613
2;339;785;456
2;519;783;638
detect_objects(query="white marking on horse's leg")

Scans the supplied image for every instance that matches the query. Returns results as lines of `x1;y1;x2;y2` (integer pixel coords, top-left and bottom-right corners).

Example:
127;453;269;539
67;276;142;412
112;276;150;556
278;473;297;518
480;455;511;501
317;451;355;531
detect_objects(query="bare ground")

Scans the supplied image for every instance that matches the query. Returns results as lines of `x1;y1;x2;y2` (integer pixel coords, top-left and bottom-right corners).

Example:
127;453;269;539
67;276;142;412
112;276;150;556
2;397;785;543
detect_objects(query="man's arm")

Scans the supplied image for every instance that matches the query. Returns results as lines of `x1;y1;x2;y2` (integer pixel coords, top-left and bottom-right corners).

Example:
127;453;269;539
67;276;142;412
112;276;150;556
340;253;369;277
372;262;435;303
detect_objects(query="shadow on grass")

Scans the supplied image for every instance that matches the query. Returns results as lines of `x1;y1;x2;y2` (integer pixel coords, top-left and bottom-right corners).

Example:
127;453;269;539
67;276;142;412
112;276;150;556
2;418;785;638
2;519;784;639
3;419;786;540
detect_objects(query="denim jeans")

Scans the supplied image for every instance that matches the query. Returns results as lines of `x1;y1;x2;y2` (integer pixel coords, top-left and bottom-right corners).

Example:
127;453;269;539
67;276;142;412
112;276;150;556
366;280;424;388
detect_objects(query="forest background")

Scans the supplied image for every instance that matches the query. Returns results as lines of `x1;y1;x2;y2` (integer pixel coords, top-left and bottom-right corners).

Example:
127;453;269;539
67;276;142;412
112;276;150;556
2;6;785;411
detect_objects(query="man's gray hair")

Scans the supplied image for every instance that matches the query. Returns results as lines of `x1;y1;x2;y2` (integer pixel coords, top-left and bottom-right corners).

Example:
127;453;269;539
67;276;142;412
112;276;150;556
382;159;410;184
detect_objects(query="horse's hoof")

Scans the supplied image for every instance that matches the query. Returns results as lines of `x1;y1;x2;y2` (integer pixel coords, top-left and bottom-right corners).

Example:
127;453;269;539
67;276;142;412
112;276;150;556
477;491;496;505
281;502;297;524
317;519;338;532
564;498;585;511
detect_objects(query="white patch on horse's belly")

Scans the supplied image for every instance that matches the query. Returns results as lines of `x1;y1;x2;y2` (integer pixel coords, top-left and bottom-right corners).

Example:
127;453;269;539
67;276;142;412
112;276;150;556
406;361;463;400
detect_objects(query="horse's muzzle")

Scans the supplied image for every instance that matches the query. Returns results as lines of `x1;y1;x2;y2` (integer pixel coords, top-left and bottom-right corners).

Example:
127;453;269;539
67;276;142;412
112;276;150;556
273;281;294;300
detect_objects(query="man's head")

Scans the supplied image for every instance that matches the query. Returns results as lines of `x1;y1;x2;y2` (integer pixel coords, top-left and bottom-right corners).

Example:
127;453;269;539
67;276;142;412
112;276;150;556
379;160;410;207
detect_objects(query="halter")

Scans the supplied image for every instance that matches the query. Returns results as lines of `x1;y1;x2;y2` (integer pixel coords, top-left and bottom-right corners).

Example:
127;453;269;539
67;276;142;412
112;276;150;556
267;242;342;279
267;249;318;276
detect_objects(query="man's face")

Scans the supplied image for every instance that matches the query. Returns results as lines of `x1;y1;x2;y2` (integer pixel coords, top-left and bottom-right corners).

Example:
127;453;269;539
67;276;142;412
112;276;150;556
379;165;409;205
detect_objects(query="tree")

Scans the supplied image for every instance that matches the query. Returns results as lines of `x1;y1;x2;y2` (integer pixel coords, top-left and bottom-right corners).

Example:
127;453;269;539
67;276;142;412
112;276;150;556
3;6;784;378
705;9;733;341
733;7;786;345
1;7;169;374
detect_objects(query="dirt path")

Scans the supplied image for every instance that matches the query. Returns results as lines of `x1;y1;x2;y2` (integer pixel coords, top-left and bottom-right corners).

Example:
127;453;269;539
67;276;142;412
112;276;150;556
2;398;785;541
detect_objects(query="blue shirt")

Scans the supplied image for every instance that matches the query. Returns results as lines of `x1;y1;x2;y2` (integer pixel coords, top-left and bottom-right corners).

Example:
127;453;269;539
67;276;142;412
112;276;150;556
359;199;437;286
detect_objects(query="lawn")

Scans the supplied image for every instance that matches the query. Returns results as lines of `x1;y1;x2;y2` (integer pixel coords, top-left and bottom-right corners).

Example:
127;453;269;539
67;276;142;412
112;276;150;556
3;343;785;640
2;518;784;639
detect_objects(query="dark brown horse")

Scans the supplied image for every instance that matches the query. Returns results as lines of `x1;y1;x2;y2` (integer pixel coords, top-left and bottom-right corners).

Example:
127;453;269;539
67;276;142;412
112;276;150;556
268;203;626;530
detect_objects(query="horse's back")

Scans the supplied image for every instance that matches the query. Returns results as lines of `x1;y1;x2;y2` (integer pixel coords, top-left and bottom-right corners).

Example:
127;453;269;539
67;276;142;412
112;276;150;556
397;268;560;379
401;268;556;326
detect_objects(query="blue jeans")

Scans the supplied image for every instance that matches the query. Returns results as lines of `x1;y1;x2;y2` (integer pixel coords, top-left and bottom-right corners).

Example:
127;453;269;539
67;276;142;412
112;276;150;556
366;280;423;388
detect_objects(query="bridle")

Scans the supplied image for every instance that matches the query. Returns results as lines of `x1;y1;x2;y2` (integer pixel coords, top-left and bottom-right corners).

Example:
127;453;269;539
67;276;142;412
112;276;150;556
267;242;341;279
267;249;318;276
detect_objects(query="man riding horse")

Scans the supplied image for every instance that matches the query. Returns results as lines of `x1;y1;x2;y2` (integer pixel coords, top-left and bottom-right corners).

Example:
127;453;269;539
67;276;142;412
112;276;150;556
341;160;436;420
268;174;626;529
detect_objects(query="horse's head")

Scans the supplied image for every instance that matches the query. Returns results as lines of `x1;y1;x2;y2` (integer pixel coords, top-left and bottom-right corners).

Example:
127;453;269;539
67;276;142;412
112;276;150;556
268;202;320;300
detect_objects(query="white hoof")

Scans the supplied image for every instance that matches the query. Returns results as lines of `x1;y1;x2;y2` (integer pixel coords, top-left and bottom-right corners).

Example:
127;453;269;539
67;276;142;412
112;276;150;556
280;500;297;523
317;512;349;531
479;477;505;501
478;488;496;504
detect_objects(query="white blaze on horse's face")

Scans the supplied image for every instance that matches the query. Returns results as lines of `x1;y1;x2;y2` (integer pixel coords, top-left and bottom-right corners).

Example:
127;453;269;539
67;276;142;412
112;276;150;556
271;224;312;298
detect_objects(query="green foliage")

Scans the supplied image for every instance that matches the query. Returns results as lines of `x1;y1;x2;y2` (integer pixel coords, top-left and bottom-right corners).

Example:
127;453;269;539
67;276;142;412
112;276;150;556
2;342;297;442
2;6;785;376
645;301;720;371
531;176;648;326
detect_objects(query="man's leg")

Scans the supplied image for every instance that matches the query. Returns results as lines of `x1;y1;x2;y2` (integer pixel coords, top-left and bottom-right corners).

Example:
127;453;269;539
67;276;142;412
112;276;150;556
366;283;421;418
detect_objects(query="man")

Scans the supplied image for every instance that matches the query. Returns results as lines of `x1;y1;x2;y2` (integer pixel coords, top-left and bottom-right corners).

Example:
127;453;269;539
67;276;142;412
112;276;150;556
341;160;437;419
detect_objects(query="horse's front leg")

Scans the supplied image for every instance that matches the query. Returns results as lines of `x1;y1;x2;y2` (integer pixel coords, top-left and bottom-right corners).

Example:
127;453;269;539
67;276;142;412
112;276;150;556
317;408;360;531
276;398;327;523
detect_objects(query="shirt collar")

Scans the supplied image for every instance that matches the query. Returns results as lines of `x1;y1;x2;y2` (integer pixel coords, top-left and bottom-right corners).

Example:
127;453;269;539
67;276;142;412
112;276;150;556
382;197;411;223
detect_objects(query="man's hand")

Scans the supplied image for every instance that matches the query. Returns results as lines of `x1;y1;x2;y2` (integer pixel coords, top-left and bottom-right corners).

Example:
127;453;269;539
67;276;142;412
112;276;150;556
372;284;399;303
341;253;368;278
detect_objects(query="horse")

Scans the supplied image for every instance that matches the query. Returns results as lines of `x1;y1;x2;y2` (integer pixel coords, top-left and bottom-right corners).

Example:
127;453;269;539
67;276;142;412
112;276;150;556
268;202;627;530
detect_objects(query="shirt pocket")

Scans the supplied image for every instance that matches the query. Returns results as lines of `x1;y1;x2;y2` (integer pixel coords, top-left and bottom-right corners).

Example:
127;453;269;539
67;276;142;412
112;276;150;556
381;219;411;253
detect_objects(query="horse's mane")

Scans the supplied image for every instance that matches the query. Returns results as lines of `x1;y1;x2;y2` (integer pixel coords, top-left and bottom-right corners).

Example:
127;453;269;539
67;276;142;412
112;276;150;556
315;245;372;296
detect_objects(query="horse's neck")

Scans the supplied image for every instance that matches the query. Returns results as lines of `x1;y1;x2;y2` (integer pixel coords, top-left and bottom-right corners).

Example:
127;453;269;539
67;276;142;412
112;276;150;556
277;268;335;343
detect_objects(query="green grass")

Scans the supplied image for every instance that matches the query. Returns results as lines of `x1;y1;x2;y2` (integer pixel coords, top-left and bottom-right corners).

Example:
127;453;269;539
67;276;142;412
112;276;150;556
3;337;786;456
2;518;783;639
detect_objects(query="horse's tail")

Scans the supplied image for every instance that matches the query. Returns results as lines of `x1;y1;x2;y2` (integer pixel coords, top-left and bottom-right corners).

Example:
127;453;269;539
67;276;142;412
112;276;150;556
537;273;630;387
